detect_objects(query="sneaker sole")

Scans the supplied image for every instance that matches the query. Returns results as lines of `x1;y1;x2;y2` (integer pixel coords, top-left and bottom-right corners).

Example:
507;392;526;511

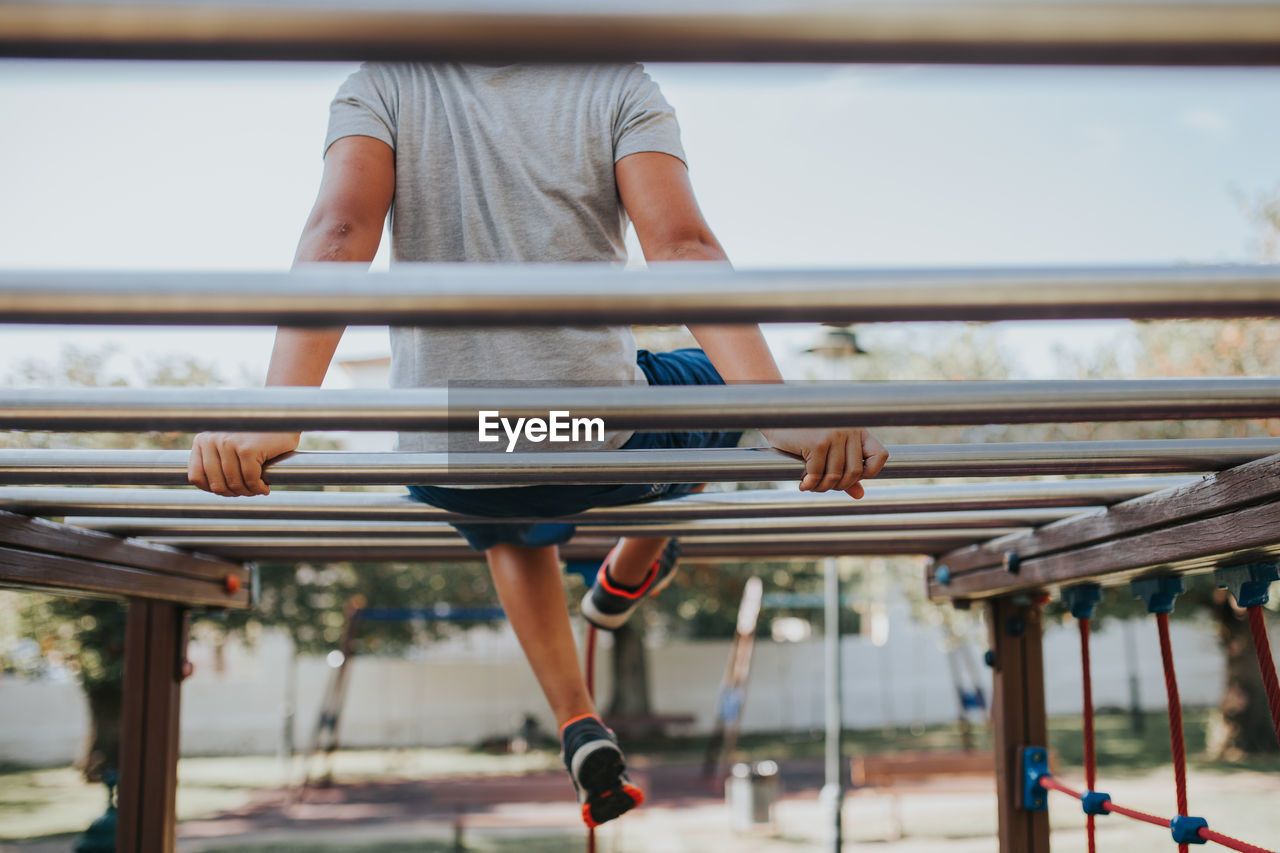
573;741;644;827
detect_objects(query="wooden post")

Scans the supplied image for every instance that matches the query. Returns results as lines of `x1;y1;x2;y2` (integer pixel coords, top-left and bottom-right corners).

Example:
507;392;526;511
117;598;188;853
987;596;1050;853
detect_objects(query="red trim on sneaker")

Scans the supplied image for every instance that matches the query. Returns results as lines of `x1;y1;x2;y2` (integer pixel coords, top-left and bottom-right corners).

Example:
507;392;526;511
597;561;658;600
580;784;645;828
559;712;602;734
621;781;646;808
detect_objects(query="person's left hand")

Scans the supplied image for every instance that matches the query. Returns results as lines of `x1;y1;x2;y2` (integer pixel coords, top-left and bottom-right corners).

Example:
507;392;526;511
762;427;889;499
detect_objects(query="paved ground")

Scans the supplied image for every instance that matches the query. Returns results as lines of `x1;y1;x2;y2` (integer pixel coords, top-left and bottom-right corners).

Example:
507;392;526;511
175;759;1280;853
4;760;1277;852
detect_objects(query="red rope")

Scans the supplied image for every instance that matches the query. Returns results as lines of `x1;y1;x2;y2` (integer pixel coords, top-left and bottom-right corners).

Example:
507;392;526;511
1102;799;1173;830
1156;611;1190;853
1246;606;1280;747
585;626;598;853
1199;826;1278;853
1038;774;1278;853
1080;617;1098;853
1039;775;1083;799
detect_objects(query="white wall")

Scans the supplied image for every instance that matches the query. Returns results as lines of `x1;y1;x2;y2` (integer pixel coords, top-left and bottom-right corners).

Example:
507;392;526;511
0;613;1252;768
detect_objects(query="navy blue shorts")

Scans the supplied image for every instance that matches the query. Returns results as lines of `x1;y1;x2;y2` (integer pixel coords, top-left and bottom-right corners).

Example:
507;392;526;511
407;348;742;551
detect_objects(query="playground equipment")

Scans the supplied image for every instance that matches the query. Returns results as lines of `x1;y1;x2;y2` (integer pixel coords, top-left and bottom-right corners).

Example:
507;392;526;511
702;576;764;783
3;4;1280;852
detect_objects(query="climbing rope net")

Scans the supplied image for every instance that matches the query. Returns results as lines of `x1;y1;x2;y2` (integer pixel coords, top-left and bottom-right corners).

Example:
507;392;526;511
1024;568;1280;853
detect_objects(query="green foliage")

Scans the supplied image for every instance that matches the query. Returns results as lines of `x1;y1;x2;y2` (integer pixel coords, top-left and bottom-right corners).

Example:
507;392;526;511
234;559;500;657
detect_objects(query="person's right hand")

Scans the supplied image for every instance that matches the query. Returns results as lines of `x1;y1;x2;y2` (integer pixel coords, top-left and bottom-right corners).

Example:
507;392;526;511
187;431;301;496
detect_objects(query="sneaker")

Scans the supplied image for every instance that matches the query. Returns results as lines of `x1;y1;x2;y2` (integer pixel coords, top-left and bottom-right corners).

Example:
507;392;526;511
580;539;681;630
561;714;645;828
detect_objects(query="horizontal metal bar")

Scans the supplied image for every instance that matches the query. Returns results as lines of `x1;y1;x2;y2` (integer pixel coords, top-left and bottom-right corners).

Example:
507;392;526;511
145;530;996;561
4;2;1280;65
0;478;1196;520
62;509;1066;537
6;380;1280;431
0;440;1272;486
3;266;1280;326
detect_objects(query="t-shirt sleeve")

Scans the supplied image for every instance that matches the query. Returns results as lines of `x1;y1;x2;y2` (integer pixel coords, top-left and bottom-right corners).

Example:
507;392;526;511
324;63;398;156
612;66;686;165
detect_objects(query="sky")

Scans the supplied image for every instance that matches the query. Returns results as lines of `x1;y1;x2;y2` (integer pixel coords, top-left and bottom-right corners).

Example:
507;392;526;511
1;60;1278;386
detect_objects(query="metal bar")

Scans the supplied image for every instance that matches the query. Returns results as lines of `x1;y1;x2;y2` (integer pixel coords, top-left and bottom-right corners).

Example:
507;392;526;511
133;531;996;560
3;3;1280;66
988;597;1050;852
821;555;844;852
929;449;1280;598
61;507;1073;537
139;529;1012;548
6;380;1280;432
0;440;1274;486
0;478;1197;520
3;266;1280;325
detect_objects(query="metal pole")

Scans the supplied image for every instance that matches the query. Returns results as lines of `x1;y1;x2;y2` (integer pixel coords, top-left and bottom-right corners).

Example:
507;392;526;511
135;529;1016;550
0;477;1198;520
3;266;1280;325
6;380;1280;431
5;1;1280;65
60;507;1072;537
821;555;844;851
0;440;1276;486
99;533;1001;562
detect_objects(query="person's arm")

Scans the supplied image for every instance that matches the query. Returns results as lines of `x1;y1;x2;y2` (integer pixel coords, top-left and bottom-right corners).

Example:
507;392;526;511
615;151;888;497
188;135;395;496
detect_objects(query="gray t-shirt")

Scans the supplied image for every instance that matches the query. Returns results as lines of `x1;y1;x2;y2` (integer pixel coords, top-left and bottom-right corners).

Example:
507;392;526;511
324;62;686;454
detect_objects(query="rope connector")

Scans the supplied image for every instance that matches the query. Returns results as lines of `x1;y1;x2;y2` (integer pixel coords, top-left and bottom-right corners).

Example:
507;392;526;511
935;564;952;586
1131;576;1184;614
1021;746;1050;811
1081;790;1111;816
1061;583;1103;620
1169;814;1208;845
1214;562;1278;609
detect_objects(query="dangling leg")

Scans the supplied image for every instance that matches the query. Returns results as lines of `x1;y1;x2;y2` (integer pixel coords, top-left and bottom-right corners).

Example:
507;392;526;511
484;542;644;826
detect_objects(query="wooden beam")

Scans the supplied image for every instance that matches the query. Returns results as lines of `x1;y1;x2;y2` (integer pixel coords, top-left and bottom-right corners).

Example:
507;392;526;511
935;499;1280;600
117;599;188;853
0;509;249;608
0;546;249;608
988;597;1050;853
939;451;1280;575
0;509;244;581
929;451;1280;599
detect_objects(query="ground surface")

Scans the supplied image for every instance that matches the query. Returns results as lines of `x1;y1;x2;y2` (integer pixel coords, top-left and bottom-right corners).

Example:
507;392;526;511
3;713;1277;851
